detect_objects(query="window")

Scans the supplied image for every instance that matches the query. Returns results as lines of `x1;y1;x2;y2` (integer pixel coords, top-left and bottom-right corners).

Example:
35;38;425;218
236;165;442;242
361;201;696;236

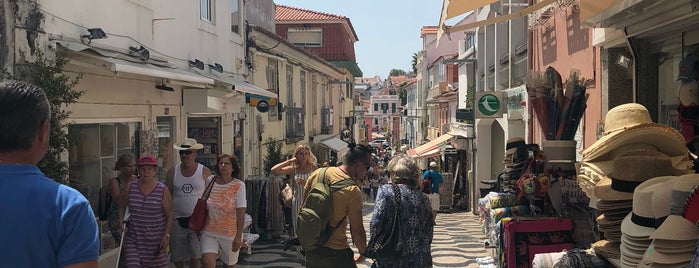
266;58;279;121
286;65;294;107
321;78;327;108
200;0;213;22
392;103;396;113
374;103;378;111
231;0;240;33
312;75;317;115
68;122;140;254
287;28;322;47
300;70;306;114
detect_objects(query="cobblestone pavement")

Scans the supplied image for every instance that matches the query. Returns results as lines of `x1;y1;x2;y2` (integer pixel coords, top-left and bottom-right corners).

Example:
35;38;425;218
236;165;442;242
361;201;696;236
235;202;490;268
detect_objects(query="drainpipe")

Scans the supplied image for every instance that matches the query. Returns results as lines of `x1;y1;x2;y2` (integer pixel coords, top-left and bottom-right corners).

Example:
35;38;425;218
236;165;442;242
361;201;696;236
624;27;639;102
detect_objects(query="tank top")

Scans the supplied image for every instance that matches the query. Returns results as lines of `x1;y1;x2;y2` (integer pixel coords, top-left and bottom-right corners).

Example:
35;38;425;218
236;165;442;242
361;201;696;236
172;163;205;218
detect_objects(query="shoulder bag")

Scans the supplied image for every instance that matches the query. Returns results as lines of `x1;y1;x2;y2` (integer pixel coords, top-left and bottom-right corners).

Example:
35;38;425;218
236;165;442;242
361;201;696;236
363;184;405;259
189;176;217;231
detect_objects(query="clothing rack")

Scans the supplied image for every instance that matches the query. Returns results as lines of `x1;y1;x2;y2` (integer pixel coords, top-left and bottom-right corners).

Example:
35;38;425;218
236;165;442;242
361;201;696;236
244;176;285;238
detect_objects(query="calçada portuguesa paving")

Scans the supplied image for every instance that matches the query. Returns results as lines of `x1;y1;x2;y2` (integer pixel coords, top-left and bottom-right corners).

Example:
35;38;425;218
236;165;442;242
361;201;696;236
234;202;489;268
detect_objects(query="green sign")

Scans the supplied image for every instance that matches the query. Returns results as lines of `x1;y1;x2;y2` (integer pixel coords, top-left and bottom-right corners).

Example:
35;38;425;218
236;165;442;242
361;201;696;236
478;94;500;116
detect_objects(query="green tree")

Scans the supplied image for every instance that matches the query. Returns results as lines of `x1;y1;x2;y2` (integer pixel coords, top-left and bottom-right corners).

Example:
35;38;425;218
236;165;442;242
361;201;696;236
389;69;406;76
397;81;407;106
5;50;84;183
263;138;283;176
411;52;418;74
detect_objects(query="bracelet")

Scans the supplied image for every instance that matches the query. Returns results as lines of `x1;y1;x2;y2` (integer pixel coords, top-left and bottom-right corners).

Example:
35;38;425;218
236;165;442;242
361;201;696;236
164;234;171;239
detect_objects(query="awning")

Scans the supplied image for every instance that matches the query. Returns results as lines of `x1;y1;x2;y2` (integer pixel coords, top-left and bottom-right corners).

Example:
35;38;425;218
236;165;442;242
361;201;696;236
321;137;349;153
579;0;637;25
438;0;557;42
192;69;277;98
407;134;454;157
53;40;214;86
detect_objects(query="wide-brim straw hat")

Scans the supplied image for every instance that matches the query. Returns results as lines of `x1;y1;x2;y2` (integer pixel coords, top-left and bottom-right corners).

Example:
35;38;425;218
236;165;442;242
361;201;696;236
173;137;204;150
641;243;694;265
650;176;699;241
592;239;620;259
582;103;689;162
594;154;675;201
621;235;651;248
621;176;679;238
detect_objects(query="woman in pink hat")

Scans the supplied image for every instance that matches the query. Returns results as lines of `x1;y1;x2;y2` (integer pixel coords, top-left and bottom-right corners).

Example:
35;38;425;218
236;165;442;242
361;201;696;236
118;155;174;267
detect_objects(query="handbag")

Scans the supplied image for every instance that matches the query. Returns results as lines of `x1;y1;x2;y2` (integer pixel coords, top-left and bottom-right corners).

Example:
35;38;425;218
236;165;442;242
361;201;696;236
189;176;217;231
280;182;294;207
363;184;404;259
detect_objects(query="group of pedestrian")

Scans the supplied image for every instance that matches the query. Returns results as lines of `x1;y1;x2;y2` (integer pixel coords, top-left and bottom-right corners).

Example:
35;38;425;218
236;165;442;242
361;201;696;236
0;79;444;268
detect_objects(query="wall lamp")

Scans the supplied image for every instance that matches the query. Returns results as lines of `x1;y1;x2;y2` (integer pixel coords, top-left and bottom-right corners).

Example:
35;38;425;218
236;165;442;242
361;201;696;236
189;59;205;70
80;28;107;45
208;63;223;73
129;46;150;61
155;80;174;91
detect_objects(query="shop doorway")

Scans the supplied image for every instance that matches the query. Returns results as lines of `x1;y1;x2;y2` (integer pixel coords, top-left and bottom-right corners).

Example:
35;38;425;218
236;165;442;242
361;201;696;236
187;116;222;171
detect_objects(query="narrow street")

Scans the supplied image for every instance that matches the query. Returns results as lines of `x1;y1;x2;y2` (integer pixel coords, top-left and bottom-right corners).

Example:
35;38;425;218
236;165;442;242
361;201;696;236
235;203;489;268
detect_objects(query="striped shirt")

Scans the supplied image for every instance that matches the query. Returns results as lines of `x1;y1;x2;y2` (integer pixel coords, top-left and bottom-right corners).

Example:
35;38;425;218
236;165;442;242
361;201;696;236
124;180;167;267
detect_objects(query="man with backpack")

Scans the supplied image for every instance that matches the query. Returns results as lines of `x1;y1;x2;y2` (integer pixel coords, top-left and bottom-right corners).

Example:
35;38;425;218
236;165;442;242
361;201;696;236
423;161;443;223
297;143;372;268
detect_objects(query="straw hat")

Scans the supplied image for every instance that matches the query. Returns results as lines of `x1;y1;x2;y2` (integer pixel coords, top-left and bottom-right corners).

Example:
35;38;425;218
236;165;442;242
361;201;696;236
594;152;675;201
621;176;679;238
649;176;699;241
591;240;620;259
173;137;204;150
582;103;688;162
641;243;694;265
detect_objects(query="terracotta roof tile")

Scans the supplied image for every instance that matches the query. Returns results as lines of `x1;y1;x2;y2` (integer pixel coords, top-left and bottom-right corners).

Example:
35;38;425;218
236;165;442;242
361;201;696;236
275;4;347;22
421;26;438;37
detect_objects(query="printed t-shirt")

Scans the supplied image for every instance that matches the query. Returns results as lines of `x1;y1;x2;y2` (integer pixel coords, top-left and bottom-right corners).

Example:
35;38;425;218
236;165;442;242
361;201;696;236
203;177;247;239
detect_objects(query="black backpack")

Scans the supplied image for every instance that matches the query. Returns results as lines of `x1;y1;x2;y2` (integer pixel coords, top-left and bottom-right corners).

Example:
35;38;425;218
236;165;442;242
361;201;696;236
421;172;433;194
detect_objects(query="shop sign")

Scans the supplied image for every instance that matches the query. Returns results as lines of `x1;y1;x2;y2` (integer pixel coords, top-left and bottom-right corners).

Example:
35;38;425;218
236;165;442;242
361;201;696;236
245;93;277;113
475;91;505;118
340;128;352;142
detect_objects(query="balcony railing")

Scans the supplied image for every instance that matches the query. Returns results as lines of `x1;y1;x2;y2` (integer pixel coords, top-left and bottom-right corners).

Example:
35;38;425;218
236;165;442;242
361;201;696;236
321;107;333;134
285;107;305;143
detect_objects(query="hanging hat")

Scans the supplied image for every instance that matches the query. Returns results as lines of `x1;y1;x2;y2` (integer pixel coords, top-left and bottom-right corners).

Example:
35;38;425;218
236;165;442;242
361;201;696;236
173;138;204;150
594;151;675;201
677;54;699;82
582;103;688;162
137;155;158;166
621;176;679;239
649;176;699;241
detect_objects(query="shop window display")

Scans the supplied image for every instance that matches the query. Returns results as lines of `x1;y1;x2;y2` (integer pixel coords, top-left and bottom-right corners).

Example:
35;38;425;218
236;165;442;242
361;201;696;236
68;122;140;254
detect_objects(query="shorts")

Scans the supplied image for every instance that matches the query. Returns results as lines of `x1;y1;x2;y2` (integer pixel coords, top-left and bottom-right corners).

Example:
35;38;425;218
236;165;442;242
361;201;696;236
428;193;440;211
170;221;202;262
200;232;240;265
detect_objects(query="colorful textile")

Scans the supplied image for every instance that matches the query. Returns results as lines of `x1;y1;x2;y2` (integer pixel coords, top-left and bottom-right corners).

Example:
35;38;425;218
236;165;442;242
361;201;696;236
503;218;574;268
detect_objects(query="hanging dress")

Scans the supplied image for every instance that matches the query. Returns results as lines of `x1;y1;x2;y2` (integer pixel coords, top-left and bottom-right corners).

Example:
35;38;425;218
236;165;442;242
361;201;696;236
123;180;168;267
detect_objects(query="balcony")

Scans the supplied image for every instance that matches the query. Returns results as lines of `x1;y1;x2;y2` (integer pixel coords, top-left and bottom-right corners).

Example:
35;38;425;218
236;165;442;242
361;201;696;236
285;107;305;143
321;107;333;134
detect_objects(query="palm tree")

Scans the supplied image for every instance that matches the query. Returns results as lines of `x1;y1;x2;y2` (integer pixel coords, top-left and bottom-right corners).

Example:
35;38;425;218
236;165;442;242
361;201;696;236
411;52;418;74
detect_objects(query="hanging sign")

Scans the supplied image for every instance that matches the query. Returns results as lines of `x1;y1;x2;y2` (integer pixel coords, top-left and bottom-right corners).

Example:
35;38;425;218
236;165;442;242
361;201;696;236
245;93;277;113
475;91;505;118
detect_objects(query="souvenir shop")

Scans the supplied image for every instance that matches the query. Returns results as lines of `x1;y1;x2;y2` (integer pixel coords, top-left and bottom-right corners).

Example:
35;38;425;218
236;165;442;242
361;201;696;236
475;67;699;267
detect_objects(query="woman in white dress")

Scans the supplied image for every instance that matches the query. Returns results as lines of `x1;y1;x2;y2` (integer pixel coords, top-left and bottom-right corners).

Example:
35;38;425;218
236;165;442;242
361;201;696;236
271;144;318;240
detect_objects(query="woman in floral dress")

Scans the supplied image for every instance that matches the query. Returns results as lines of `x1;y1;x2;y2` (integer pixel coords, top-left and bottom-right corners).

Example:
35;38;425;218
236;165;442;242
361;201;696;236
368;155;433;267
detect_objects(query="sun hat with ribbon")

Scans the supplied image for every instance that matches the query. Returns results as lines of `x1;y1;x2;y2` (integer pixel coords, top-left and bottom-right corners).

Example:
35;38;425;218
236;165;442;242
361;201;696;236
621;176;679;239
173;137;204;150
593;151;675;201
582;103;689;162
649;175;699;241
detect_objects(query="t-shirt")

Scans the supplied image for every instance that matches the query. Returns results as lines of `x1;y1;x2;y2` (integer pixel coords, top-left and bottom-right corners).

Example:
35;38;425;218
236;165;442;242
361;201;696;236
0;164;99;267
423;170;444;194
203;177;247;239
303;167;362;250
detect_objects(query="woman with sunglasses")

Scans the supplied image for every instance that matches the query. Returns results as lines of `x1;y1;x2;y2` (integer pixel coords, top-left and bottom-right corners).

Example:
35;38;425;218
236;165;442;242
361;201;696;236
200;154;246;268
271;144;318;239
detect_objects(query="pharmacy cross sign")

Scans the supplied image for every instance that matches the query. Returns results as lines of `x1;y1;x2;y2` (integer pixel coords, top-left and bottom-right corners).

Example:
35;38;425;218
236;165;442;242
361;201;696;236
478;94;500;116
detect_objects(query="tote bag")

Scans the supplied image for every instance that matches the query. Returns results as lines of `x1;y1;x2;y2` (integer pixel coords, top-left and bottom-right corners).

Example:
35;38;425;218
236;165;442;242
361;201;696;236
189;176;217;231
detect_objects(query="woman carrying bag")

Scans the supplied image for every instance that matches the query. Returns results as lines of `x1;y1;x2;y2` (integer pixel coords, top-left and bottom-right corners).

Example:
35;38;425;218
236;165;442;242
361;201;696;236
199;154;247;268
365;155;433;268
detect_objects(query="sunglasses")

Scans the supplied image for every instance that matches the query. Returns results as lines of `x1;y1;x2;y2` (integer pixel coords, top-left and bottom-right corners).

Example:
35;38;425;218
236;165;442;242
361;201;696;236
179;150;194;155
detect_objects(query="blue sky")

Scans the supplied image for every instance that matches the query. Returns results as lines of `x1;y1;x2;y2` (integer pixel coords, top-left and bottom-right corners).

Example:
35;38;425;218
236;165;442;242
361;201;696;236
274;0;443;79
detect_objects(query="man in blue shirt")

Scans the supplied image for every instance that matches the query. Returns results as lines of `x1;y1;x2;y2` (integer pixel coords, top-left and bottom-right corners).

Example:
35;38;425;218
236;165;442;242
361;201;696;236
0;80;99;267
423;162;444;223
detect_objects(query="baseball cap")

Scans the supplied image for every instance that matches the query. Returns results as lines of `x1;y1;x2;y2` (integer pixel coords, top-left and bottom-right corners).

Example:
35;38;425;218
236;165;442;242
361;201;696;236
430;162;437;167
